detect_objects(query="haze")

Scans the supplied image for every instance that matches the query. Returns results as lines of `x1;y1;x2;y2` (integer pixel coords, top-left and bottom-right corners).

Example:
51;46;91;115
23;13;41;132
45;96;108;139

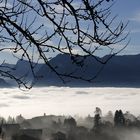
0;87;140;119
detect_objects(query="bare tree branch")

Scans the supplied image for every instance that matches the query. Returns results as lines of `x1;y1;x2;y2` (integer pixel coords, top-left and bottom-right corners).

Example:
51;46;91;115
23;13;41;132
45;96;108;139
0;0;129;89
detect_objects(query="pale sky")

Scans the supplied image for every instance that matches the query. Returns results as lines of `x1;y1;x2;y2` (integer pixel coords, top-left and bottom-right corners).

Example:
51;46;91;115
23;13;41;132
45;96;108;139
111;0;140;55
0;0;140;64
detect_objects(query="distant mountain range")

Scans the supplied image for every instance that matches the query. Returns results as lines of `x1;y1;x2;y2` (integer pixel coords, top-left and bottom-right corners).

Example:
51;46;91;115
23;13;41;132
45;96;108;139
0;78;11;87
0;54;140;88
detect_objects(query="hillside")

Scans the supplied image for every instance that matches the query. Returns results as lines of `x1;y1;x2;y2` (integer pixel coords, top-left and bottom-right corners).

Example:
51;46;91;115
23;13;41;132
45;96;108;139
34;54;140;87
1;54;140;87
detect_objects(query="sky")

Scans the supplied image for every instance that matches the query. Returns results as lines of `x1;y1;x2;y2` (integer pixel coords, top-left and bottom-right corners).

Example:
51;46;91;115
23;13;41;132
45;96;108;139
111;0;140;55
0;0;140;64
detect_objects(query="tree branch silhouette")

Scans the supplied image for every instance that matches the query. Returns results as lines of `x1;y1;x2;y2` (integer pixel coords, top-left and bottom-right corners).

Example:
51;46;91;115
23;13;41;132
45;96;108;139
0;0;129;89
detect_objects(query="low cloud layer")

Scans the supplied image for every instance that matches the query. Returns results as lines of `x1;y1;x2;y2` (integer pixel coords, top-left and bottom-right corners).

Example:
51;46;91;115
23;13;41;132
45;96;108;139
76;91;91;95
0;87;140;118
12;95;30;100
0;103;9;108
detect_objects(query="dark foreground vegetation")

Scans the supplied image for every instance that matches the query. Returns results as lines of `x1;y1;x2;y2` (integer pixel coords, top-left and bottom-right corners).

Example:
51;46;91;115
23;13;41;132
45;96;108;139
0;108;140;140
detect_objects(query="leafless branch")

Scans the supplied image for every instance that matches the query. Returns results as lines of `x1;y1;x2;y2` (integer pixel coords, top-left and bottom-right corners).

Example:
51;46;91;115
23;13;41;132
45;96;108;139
0;0;129;89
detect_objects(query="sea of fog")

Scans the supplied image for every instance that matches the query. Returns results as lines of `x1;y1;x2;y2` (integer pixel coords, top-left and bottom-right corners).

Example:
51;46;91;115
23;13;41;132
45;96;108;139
0;87;140;119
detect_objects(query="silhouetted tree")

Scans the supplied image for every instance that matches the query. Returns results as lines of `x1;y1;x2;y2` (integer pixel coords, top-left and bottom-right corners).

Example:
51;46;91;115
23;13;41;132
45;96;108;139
104;111;114;124
0;0;129;88
64;117;77;129
16;114;25;124
94;114;101;130
94;107;102;116
0;117;6;125
93;107;102;133
114;110;125;127
7;116;15;124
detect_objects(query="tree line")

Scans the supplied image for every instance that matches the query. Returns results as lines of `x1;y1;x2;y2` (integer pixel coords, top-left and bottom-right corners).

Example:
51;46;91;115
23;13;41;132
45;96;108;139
0;108;140;140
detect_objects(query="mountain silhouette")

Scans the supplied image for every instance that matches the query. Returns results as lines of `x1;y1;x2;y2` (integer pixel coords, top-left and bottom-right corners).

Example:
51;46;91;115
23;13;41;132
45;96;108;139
34;54;103;86
34;54;140;87
1;54;140;88
94;54;140;87
0;63;15;87
0;78;11;87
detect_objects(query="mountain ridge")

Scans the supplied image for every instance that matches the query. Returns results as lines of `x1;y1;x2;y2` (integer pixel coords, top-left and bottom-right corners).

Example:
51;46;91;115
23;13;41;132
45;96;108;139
34;54;140;87
1;54;140;88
